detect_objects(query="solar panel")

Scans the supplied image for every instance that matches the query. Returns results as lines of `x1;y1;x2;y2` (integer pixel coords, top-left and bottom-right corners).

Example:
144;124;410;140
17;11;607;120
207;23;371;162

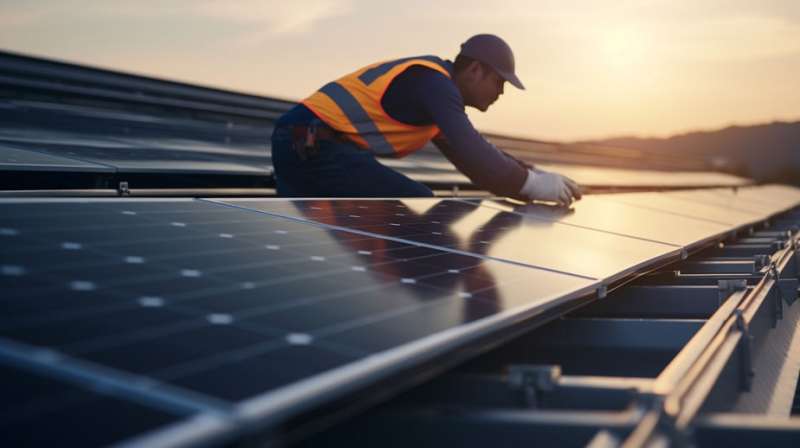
602;192;765;227
534;163;749;188
469;195;732;248
0;144;112;173
214;198;680;282
0;97;272;177
0;363;187;446
665;189;784;216
0;128;269;176
0;197;597;445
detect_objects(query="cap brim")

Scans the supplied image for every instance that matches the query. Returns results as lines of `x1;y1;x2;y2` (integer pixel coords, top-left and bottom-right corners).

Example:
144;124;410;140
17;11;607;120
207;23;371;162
498;70;525;90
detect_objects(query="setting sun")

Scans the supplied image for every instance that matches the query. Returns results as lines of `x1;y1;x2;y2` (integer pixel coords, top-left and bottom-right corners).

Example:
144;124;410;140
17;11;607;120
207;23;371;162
599;28;649;72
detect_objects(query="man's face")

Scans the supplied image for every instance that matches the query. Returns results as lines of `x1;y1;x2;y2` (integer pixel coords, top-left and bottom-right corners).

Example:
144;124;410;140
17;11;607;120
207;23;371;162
458;62;506;112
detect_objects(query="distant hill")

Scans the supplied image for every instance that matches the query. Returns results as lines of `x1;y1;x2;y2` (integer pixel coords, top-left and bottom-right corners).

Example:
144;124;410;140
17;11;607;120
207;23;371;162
577;121;800;184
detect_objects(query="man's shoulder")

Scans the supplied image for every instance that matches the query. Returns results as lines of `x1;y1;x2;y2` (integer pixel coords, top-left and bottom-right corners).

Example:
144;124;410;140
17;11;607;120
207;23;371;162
395;61;456;92
403;55;452;77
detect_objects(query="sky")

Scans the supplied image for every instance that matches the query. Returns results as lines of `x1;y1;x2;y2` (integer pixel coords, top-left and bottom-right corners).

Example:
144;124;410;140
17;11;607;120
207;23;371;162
1;0;799;141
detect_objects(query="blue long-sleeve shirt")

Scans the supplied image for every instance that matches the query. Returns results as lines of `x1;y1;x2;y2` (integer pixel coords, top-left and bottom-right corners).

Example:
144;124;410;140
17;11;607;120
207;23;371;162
277;62;528;197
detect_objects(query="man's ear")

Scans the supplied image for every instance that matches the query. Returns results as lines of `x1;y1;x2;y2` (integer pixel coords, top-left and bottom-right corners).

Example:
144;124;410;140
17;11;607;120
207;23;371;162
467;60;483;77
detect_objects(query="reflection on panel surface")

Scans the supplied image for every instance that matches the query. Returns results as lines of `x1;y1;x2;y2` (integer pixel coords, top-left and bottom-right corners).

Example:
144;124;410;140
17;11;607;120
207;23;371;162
0;198;594;413
221;198;679;281
668;187;800;217
0;124;269;175
0;144;113;172
603;192;763;227
471;196;729;247
531;162;748;188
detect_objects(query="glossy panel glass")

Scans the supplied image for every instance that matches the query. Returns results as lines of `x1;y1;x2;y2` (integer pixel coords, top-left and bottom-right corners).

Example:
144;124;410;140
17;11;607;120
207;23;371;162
168;343;359;402
15;141;267;174
667;188;783;217
222;198;678;280
676;186;800;217
472;196;730;247
0;101;271;175
0;198;595;405
603;191;763;227
530;163;748;187
0;132;267;175
0;364;184;446
0;145;113;172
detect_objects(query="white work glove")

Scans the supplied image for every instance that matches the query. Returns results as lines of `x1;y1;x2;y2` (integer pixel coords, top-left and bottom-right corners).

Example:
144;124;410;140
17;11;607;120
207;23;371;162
518;169;582;206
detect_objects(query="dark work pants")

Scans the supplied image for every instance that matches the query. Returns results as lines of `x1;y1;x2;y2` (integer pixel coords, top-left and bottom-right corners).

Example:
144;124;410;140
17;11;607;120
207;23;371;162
270;127;434;198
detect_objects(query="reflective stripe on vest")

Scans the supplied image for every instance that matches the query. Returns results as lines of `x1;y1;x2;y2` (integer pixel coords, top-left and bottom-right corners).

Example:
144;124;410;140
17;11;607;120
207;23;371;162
302;56;451;157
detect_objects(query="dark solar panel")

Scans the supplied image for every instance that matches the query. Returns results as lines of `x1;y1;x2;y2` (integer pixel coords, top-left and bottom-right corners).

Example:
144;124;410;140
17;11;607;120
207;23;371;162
469;196;732;248
0;98;272;177
0;131;269;175
0;198;595;423
0;363;185;447
3;189;800;445
213;198;681;281
0;144;112;172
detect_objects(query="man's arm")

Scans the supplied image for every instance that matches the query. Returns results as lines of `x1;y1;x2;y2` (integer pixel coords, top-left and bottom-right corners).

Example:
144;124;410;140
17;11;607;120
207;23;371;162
417;71;580;203
431;136;527;199
415;73;528;197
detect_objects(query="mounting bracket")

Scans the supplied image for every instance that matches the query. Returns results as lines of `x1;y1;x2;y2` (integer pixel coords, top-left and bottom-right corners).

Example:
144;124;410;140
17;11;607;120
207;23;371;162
734;309;755;392
508;364;561;409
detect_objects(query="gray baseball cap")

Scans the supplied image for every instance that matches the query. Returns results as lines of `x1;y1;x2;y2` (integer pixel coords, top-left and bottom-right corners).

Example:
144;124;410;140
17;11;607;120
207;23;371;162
459;34;525;90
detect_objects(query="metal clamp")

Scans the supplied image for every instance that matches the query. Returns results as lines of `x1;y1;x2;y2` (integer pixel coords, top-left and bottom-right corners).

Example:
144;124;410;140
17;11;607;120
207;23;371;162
717;279;747;306
508;365;561;408
769;263;784;327
734;310;755;392
117;181;130;196
768;262;781;280
754;254;771;271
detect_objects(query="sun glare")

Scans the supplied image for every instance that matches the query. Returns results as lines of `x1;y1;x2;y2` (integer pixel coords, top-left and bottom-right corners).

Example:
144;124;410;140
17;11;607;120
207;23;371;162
599;28;648;71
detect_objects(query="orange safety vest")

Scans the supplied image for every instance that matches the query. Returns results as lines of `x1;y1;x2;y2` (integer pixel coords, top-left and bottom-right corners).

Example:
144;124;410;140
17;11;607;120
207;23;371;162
302;56;452;157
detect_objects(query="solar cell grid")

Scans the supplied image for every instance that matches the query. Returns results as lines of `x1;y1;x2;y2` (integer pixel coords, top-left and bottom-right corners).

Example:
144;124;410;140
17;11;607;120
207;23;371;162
605;192;763;227
0;198;596;415
9;141;268;174
0;144;112;172
217;198;680;281
0;125;270;175
0;127;135;148
467;196;730;248
0;363;185;446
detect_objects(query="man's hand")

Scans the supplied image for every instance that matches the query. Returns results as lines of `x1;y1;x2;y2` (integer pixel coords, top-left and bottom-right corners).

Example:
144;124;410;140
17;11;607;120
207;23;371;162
519;169;583;206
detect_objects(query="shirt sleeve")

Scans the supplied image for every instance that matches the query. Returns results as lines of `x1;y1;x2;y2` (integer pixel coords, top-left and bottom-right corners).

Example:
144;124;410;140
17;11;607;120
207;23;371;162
411;68;529;197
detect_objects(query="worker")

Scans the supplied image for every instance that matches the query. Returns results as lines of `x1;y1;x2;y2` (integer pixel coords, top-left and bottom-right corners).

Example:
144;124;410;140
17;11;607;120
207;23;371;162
270;34;582;206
